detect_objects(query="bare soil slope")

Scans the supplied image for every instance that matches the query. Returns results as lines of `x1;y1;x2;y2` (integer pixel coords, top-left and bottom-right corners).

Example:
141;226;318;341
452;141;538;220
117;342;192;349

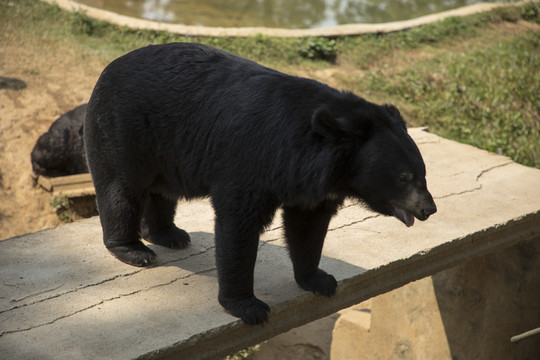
0;33;105;240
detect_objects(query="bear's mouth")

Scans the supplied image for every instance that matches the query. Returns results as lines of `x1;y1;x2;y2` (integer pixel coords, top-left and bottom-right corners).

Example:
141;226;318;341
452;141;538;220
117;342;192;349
391;204;415;227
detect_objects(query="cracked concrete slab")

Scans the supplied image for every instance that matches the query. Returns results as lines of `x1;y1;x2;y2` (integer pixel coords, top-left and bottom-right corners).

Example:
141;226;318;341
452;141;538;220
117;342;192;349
1;129;539;359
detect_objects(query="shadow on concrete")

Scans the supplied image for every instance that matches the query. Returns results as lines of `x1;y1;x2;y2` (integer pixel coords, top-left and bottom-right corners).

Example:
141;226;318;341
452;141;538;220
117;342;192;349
148;230;367;292
433;238;540;360
146;231;217;274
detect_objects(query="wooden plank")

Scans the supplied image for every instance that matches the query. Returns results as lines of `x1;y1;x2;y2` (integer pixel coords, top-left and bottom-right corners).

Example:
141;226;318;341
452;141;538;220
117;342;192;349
37;173;95;197
36;175;53;191
48;173;93;187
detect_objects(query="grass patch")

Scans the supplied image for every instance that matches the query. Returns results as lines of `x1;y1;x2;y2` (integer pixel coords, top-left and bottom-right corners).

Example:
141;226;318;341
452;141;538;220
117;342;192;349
335;8;523;69
2;0;539;167
364;30;540;167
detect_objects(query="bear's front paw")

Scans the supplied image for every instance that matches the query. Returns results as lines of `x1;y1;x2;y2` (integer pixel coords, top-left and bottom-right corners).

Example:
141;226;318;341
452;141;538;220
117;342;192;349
143;226;191;249
296;269;337;297
219;294;270;325
107;242;157;267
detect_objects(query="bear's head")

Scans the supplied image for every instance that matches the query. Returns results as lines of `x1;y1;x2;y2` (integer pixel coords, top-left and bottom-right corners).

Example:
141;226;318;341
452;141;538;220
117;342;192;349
312;102;437;227
31;104;88;177
31;130;71;176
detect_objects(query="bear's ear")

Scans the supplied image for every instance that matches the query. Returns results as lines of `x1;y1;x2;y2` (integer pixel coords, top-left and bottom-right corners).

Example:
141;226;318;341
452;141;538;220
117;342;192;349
384;104;407;130
311;107;351;139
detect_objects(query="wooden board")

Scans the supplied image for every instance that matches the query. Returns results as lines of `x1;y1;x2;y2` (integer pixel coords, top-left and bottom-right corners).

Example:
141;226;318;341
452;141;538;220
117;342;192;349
37;173;95;197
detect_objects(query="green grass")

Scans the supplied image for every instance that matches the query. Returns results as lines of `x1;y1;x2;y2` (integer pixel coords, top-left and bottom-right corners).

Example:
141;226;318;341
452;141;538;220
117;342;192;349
362;26;540;167
1;0;539;167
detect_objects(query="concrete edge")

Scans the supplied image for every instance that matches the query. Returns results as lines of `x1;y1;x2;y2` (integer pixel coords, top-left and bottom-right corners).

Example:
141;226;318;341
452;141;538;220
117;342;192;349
142;211;540;360
41;1;527;38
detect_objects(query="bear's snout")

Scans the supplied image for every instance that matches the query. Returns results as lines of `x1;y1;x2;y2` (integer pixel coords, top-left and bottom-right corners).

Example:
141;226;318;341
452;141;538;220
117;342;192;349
392;187;437;226
413;189;437;222
420;200;437;220
418;190;437;221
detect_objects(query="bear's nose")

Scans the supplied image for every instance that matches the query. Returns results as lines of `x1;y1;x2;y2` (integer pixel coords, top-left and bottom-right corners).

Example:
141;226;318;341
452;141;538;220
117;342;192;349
421;204;437;219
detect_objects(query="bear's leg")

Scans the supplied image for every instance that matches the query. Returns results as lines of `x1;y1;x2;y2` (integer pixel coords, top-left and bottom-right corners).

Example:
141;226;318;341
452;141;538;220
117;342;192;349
282;200;341;296
212;196;277;325
97;186;157;267
140;193;191;249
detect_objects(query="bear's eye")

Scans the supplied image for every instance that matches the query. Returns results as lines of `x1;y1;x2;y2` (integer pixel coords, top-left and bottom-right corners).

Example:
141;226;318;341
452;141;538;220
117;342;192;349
398;173;412;185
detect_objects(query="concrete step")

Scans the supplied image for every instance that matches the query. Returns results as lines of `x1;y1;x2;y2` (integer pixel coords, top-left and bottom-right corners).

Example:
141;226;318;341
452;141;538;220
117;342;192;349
1;128;539;359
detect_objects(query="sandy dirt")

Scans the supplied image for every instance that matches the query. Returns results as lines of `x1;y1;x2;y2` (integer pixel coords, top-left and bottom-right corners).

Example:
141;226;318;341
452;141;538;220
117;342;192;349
0;34;106;240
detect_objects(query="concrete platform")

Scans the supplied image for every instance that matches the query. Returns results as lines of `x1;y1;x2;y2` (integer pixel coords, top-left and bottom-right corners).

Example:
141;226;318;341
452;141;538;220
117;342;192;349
1;128;539;359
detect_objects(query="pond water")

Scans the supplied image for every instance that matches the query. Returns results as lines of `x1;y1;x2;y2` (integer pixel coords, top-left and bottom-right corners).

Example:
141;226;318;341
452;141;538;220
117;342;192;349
75;0;505;29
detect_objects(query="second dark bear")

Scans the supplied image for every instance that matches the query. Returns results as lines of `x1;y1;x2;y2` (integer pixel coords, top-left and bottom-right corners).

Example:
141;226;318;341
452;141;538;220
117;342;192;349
31;104;88;177
84;43;437;325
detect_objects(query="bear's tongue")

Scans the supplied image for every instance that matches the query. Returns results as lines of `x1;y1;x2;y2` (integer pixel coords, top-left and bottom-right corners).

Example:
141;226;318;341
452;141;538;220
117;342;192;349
392;205;415;227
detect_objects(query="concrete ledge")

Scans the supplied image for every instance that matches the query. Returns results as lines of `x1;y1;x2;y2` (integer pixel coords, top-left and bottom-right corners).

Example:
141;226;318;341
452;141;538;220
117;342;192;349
42;0;522;37
1;129;539;359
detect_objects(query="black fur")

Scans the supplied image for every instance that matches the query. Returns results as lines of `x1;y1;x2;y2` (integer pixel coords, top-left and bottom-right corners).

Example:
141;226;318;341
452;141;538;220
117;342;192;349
84;43;436;325
31;104;88;177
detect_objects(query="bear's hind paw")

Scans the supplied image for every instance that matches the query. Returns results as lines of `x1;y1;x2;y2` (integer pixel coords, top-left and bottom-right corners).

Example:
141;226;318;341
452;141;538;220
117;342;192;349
143;226;191;249
107;242;157;267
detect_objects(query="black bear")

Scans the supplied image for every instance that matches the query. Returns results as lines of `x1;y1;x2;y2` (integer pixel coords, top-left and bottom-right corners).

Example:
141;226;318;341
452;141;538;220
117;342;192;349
84;43;437;325
31;104;89;177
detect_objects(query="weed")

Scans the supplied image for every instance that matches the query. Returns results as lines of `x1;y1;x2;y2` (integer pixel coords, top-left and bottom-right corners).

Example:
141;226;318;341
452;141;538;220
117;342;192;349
297;37;337;62
49;195;74;223
521;1;540;23
488;5;521;23
70;11;96;35
224;344;262;360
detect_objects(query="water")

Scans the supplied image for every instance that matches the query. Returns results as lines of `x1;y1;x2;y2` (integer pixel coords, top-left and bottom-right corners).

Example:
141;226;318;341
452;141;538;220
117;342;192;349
75;0;506;29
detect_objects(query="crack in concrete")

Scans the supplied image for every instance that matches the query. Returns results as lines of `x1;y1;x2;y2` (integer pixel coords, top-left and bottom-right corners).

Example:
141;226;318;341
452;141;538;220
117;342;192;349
434;185;483;199
476;161;514;181
2;245;215;315
328;214;382;232
259;213;383;249
0;271;142;315
449;171;465;177
435;161;513;199
0;300;110;337
9;284;65;303
0;267;217;337
159;246;214;266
